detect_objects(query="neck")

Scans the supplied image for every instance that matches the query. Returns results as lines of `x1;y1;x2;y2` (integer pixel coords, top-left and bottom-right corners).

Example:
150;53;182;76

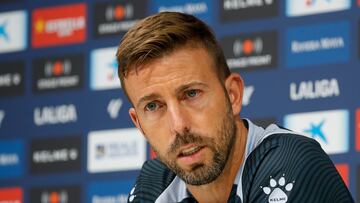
186;119;248;203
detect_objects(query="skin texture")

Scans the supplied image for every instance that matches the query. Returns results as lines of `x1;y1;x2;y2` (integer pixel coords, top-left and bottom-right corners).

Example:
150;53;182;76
124;46;248;203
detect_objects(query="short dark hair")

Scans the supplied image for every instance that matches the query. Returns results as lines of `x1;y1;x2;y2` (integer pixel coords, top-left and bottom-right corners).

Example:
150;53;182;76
116;12;230;98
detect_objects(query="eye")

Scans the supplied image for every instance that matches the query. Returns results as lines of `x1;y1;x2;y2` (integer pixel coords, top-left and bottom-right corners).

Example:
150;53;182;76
145;102;158;111
186;89;199;98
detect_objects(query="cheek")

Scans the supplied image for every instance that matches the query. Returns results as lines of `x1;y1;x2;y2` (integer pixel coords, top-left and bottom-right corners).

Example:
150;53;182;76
192;95;229;133
141;123;172;154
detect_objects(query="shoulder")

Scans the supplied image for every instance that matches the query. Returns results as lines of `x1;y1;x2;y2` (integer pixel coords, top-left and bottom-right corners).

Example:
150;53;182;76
243;130;322;174
128;158;176;202
242;132;353;202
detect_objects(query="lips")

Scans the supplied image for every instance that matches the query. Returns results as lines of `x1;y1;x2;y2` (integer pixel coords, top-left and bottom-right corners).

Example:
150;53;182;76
178;145;204;157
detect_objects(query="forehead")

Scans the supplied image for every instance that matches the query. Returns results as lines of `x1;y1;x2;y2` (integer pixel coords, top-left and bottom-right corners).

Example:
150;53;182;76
124;47;220;103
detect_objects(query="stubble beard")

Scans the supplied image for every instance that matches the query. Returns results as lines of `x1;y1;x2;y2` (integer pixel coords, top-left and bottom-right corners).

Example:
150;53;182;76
155;102;237;186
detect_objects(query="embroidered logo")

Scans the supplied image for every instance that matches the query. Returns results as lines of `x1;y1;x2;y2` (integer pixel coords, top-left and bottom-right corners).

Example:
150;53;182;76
129;185;136;202
261;175;295;203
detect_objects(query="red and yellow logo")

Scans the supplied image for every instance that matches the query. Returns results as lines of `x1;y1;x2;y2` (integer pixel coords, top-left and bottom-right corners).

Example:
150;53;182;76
32;3;86;48
0;187;23;203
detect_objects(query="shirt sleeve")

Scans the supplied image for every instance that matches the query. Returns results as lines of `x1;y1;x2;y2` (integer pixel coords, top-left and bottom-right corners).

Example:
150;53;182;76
241;134;354;203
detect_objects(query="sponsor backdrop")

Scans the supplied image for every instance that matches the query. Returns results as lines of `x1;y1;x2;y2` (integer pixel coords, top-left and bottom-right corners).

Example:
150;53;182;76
0;0;359;202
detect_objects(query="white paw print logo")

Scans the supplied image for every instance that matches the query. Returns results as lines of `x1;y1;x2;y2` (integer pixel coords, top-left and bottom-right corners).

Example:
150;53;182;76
261;174;295;203
129;185;136;202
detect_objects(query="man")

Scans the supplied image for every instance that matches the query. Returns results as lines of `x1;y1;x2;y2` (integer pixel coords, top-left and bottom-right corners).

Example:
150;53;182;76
116;12;354;203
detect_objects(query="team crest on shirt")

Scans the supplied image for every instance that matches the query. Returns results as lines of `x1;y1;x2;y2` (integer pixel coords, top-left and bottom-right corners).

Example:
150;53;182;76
260;174;295;203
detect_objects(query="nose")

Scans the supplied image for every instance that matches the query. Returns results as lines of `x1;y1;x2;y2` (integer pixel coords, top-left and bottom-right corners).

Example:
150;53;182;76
167;101;191;136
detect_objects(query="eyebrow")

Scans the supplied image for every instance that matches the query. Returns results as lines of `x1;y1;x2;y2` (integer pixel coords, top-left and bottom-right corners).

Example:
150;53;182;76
136;93;161;109
174;81;207;95
136;81;208;109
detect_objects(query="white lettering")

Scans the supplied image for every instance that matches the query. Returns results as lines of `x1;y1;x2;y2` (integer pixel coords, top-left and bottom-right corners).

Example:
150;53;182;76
159;3;208;15
0;74;12;86
291;40;320;53
34;104;77;126
320;37;344;49
37;76;79;90
0;201;21;203
98;20;138;34
0;73;21;87
290;78;340;101
33;148;78;163
291;37;345;53
224;0;273;10
227;55;272;69
0;154;19;166
45;17;85;37
93;194;128;203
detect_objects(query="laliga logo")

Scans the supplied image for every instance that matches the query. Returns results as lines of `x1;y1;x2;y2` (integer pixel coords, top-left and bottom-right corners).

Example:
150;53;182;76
233;38;263;57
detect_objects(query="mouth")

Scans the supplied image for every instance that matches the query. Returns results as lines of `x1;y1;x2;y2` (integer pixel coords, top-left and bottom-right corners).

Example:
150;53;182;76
178;145;204;157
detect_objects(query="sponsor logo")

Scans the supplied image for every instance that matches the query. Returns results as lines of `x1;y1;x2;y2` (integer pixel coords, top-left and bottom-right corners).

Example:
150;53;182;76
30;136;81;174
0;139;24;179
284;109;349;154
87;181;133;203
290;78;340;101
32;54;84;93
87;128;146;173
286;0;351;17
153;0;212;23
30;185;81;203
335;164;349;187
261;175;294;203
107;98;123;119
32;3;86;48
93;0;146;38
0;61;24;96
286;21;349;68
0;187;22;203
356;108;360;151
221;31;277;70
0;10;27;54
33;104;77;126
0;110;4;128
243;85;255;106
220;0;278;22
90;47;120;90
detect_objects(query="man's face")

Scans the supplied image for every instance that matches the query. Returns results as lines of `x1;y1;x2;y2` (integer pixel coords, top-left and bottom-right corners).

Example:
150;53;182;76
125;47;238;185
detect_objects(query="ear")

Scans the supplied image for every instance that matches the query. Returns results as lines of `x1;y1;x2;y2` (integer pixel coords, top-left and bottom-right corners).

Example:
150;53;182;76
129;108;146;136
224;73;244;116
